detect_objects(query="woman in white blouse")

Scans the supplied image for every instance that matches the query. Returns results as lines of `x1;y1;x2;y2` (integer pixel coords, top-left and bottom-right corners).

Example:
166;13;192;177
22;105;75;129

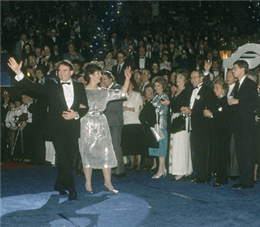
121;77;143;172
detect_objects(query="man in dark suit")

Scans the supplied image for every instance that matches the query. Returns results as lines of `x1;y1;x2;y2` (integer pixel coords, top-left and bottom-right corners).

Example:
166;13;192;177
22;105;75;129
45;29;61;50
107;32;121;50
181;70;215;183
228;60;259;189
8;57;89;200
15;32;27;61
134;47;151;71
112;50;129;86
103;71;126;179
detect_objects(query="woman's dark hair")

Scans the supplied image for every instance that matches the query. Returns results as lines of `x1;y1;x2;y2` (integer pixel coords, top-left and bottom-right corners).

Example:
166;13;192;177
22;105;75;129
22;43;32;53
234;60;249;74
176;69;191;87
84;61;102;84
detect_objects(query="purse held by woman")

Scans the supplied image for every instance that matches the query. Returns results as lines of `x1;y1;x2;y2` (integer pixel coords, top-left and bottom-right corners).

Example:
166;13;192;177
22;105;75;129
170;114;186;134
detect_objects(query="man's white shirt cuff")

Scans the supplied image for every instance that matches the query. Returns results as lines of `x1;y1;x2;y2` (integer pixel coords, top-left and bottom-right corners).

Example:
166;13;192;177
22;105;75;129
15;72;24;81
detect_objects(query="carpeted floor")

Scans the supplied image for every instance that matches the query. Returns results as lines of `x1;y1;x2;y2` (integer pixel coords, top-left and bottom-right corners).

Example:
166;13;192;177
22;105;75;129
1;163;260;227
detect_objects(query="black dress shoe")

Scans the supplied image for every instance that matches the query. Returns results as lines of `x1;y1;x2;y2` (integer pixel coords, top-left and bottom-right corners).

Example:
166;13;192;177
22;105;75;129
232;183;254;189
54;186;68;195
112;172;126;179
69;192;77;201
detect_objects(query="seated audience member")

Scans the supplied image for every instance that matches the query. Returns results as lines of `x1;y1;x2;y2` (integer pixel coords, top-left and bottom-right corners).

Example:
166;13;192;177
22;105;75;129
63;42;85;62
71;59;83;79
104;50;117;71
76;74;87;86
139;68;152;93
160;53;172;71
133;71;142;92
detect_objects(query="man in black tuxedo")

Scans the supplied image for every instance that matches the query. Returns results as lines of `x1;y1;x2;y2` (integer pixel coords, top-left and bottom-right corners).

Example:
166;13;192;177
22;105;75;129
228;60;259;189
112;50;129;86
45;29;61;50
8;57;89;200
134;47;151;71
181;71;215;183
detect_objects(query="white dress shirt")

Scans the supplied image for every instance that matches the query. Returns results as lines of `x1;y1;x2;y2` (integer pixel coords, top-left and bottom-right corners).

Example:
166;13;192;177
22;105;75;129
190;83;203;109
61;79;74;109
123;91;143;125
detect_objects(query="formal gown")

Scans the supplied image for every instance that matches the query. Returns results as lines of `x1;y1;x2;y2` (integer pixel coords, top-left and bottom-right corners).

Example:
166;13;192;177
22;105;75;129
168;88;193;176
79;87;126;169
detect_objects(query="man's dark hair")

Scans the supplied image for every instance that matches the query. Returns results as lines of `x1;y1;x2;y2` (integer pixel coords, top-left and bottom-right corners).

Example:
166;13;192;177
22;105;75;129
57;60;74;71
234;60;249;74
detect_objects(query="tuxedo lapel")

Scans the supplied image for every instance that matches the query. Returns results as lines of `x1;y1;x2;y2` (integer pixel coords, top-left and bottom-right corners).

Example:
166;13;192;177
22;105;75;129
237;77;248;98
57;81;69;109
193;86;204;107
71;81;79;110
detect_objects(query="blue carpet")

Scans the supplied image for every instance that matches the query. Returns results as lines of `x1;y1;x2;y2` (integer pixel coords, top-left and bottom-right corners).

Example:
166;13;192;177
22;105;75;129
1;166;260;227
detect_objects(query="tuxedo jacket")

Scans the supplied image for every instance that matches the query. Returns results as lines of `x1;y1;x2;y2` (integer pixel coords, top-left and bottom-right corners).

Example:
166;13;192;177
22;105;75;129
190;84;215;132
134;56;151;70
45;36;62;49
18;76;89;138
232;77;259;127
104;83;125;127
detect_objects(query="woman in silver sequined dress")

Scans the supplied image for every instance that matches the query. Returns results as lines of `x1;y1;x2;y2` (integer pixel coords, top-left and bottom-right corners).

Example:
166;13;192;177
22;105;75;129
79;61;131;194
149;76;169;179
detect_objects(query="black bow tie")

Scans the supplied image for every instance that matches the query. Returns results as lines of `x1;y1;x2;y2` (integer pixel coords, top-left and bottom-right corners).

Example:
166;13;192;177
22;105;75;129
61;82;70;85
194;84;202;89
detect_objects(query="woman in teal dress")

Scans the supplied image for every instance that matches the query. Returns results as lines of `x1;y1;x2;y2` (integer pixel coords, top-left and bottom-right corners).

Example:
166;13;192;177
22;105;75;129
149;76;169;179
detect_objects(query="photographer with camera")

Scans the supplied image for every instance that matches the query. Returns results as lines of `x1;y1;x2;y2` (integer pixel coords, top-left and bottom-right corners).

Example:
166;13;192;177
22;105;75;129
176;49;191;69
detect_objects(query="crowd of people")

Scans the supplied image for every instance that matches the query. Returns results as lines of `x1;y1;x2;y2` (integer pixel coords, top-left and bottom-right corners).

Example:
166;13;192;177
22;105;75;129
1;1;260;198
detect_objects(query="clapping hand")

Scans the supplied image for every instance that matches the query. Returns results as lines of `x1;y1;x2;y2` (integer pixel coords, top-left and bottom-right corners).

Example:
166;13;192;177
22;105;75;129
7;57;23;75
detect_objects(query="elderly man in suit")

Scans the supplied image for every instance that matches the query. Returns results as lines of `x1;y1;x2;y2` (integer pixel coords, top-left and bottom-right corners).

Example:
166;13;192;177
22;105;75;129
102;70;126;178
181;70;215;183
8;57;89;200
228;60;259;189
